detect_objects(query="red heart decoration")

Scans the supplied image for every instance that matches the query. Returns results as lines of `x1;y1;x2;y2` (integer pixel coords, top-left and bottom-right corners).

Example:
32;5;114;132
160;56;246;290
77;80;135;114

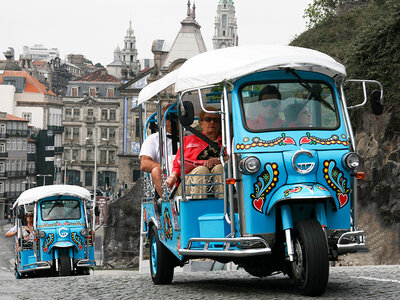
284;137;295;145
338;193;348;207
253;197;264;212
43;247;48;253
300;137;311;144
79;245;83;250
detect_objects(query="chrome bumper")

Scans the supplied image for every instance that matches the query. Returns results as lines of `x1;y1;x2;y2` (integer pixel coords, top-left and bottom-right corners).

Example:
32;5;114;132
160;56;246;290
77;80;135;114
21;261;52;273
337;230;367;254
178;237;271;257
76;259;96;267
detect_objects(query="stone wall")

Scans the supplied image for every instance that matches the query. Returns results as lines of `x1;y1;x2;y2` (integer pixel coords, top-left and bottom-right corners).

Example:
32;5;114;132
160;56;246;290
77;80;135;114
103;181;142;269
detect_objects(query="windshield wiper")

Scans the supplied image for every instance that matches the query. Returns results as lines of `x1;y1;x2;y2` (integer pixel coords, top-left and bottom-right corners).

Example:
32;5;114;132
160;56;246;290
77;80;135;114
286;68;335;112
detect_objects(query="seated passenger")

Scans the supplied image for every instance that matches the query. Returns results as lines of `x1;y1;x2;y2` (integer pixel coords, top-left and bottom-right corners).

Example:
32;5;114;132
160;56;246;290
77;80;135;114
166;107;223;198
20;212;34;248
247;85;285;130
139;104;177;198
284;103;312;127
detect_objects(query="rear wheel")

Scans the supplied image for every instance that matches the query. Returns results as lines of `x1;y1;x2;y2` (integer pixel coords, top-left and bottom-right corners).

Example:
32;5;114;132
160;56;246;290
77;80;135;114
149;226;175;284
291;219;329;296
58;249;72;276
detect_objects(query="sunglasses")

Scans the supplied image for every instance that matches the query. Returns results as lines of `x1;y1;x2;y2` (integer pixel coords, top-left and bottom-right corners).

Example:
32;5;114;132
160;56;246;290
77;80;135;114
203;117;221;123
261;101;280;108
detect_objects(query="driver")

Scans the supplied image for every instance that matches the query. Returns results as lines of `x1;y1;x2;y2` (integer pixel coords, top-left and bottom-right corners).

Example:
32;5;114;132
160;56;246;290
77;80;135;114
48;202;66;219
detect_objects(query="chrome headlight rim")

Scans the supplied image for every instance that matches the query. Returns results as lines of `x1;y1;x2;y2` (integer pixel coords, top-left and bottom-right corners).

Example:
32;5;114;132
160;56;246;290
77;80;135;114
238;156;261;174
80;228;87;237
38;231;46;239
343;152;361;170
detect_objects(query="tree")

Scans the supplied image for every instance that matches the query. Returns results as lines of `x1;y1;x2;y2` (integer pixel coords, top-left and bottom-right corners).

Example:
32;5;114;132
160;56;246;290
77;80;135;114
303;0;339;28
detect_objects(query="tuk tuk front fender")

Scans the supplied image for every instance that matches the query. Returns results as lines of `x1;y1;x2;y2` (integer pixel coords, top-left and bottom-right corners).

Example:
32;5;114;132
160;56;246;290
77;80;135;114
49;241;78;253
266;183;335;215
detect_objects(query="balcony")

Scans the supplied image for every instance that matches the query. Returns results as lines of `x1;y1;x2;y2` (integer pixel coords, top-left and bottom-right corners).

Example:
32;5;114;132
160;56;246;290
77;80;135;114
6;129;29;137
27;168;36;175
0;152;8;158
47;125;64;133
27;153;35;161
0;171;7;177
7;170;27;177
85;116;96;123
54;146;64;154
0;133;7;139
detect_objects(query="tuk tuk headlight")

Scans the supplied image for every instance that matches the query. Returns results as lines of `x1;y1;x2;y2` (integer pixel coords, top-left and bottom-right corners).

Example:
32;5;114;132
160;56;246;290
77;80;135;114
238;156;261;174
343;152;360;170
38;231;46;239
80;229;87;237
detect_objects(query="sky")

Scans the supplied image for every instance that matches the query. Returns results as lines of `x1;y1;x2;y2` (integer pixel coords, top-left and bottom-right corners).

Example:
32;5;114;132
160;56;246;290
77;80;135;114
1;0;315;66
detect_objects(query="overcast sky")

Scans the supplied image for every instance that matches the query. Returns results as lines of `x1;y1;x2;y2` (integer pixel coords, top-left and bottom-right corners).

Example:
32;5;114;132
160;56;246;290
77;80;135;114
1;0;314;66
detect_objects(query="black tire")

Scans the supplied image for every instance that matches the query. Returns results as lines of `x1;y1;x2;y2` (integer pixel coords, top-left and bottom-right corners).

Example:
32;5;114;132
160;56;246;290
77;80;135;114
291;219;329;296
149;226;175;284
58;249;72;276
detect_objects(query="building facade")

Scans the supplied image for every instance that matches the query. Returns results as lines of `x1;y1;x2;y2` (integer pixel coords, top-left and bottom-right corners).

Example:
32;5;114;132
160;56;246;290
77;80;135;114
0;112;32;221
213;0;238;49
62;69;121;193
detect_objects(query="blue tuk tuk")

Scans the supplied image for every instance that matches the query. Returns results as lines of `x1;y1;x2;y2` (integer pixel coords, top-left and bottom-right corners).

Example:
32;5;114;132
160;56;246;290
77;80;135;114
13;185;96;278
138;45;384;296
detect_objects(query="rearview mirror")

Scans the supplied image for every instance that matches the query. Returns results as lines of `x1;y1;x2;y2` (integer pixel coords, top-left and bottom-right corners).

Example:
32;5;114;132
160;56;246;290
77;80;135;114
179;101;194;126
371;90;384;115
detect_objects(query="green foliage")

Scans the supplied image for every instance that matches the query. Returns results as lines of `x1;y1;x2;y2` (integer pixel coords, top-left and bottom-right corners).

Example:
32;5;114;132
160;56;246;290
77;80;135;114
303;0;339;28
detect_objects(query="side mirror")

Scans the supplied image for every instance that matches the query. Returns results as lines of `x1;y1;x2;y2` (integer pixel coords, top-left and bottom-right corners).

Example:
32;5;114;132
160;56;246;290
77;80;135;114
371;90;384;115
95;206;100;217
17;207;25;219
179;101;194;126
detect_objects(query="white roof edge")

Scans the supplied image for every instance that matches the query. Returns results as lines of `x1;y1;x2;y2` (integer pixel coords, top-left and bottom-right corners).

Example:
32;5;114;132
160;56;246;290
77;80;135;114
13;185;91;208
137;69;179;105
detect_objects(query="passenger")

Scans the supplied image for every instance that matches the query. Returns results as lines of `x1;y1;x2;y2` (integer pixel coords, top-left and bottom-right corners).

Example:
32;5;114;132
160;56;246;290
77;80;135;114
284;103;312;127
21;212;34;245
5;224;17;238
140;104;178;198
166;107;223;198
247;85;285;129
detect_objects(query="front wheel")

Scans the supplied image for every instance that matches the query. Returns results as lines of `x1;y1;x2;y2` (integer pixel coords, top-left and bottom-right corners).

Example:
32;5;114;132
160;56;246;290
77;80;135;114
149;226;175;284
58;248;72;276
291;219;329;296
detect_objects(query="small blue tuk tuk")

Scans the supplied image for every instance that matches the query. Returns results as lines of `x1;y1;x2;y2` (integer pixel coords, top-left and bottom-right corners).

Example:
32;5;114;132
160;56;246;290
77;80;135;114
13;185;96;278
138;45;384;296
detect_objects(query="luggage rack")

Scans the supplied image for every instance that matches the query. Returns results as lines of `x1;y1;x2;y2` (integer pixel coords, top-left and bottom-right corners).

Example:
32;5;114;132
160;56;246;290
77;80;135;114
178;236;272;257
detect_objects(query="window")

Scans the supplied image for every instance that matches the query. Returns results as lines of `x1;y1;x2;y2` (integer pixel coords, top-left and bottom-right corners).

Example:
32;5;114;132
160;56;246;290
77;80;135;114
87;108;93;117
6;141;10;151
22;112;32;122
72;149;80;161
0;124;5;134
64;127;71;139
41;200;81;221
0;144;5;152
73;108;80;119
65;108;72;119
89;87;96;97
73;127;80;139
87;127;93;138
109;150;115;164
101;128;108;139
17;139;21;151
107;88;114;98
71;87;78;97
100;150;107;164
23;141;27;151
12;139;16;150
101;109;108;120
109;109;116;120
0;163;4;172
86;149;93;161
64;149;71;161
85;171;93;187
0;182;4;193
109;128;116;140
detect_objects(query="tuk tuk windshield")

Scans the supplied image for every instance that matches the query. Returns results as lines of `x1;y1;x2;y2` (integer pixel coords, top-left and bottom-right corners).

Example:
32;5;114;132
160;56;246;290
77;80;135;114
240;81;339;131
41;199;81;221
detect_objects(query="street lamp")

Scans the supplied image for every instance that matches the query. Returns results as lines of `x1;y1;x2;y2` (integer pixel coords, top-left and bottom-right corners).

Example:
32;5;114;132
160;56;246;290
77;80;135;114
86;136;107;228
63;159;75;185
23;176;36;189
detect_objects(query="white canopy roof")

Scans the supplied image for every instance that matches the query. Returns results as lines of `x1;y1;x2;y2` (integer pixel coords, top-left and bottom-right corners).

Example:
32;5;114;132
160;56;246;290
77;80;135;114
138;69;179;105
137;45;346;103
174;45;346;92
13;185;91;208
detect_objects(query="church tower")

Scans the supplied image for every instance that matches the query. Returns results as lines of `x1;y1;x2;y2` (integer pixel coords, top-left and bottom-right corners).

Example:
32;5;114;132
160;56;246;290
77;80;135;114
121;21;141;76
212;0;238;49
